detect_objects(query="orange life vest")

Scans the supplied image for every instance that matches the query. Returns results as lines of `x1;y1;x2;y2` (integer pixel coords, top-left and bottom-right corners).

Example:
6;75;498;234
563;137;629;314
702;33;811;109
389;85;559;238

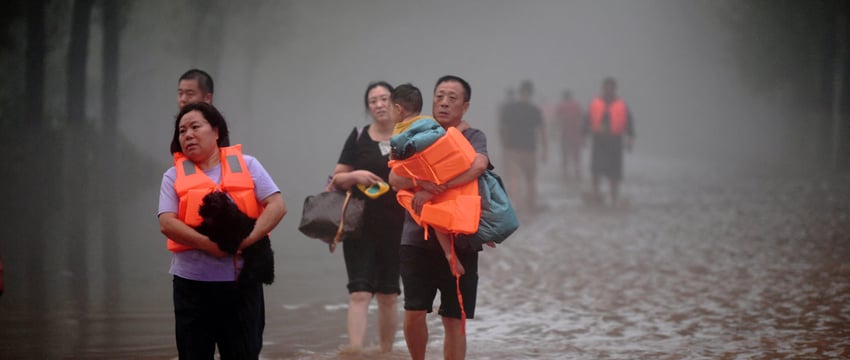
390;127;481;235
588;97;628;135
167;144;261;252
396;180;481;235
388;127;477;185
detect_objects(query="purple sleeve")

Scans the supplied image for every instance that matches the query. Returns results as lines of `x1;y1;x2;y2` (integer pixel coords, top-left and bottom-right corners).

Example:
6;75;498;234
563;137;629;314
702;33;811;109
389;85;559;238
157;167;179;216
244;155;281;202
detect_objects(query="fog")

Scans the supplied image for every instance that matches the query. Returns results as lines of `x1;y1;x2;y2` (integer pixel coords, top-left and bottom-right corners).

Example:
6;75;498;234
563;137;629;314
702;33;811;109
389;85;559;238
1;0;847;358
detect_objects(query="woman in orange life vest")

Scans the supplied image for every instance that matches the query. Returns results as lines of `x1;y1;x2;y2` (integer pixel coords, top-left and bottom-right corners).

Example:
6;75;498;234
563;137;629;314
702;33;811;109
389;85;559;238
158;102;286;359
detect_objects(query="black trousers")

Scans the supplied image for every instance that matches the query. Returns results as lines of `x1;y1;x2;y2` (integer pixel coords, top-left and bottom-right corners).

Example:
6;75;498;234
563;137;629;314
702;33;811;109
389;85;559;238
172;276;264;360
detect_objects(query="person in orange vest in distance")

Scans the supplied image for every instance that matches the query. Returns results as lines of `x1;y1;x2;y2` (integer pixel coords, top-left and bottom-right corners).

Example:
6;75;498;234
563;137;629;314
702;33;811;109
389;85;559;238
158;102;286;359
555;89;584;181
584;77;635;205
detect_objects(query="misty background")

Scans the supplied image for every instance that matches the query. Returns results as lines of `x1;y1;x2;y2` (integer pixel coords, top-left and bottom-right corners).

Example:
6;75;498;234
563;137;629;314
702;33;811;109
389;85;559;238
0;0;848;357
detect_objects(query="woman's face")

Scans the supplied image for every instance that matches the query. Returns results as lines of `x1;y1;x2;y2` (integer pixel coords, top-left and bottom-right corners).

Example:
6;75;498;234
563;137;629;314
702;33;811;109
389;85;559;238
178;110;219;161
367;86;391;124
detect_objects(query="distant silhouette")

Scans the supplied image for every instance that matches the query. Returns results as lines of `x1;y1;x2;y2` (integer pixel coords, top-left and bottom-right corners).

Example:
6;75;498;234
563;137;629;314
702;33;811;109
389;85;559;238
499;80;547;211
584;77;634;206
555;89;584;181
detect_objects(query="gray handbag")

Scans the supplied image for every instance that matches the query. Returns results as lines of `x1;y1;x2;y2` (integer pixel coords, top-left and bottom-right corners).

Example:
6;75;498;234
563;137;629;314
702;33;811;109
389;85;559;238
298;189;365;253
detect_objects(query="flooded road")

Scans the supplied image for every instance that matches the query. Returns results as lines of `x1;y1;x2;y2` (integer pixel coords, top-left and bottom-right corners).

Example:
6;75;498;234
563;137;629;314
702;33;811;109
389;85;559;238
2;154;849;359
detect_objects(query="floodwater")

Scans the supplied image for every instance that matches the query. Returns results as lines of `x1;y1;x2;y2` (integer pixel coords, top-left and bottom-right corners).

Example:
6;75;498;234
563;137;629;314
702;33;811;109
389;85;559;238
2;154;849;359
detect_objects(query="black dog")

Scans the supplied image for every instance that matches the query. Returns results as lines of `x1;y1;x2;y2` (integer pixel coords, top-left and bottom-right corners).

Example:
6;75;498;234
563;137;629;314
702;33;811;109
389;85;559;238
196;191;274;285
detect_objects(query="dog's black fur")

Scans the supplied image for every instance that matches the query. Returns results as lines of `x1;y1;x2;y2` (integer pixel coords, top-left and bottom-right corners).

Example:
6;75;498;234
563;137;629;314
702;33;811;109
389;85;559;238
195;191;274;284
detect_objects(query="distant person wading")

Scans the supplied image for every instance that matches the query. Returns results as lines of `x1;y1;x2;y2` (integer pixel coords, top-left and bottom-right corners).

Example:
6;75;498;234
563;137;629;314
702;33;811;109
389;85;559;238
584;77;635;206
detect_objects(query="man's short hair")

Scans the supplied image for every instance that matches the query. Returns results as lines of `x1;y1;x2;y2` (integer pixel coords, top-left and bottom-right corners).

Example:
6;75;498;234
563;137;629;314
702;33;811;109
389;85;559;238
434;75;471;102
391;83;423;114
179;69;214;94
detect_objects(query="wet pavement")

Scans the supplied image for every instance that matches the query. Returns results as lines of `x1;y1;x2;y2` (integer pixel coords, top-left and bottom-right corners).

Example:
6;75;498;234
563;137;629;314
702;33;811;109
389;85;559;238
461;156;850;359
2;155;849;359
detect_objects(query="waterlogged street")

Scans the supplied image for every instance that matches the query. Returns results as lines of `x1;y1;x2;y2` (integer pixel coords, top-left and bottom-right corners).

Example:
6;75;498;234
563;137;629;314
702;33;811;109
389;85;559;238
460;157;850;359
251;155;850;359
2;156;848;360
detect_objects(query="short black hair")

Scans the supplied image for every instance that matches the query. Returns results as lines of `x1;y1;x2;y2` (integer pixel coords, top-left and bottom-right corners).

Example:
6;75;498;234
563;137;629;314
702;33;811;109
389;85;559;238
434;75;470;102
170;102;230;154
390;83;423;114
179;69;214;94
364;81;394;111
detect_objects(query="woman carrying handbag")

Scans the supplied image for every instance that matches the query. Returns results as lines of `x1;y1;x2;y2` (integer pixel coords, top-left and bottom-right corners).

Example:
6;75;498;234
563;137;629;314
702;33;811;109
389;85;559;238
325;81;405;353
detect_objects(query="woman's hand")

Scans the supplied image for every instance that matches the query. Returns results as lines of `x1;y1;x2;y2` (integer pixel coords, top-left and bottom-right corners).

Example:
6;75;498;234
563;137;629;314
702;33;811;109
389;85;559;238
412;190;435;214
350;170;383;186
329;169;383;190
202;240;228;259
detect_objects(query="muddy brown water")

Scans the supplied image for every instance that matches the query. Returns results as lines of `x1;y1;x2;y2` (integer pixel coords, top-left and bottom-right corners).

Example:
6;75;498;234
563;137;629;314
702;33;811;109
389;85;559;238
1;155;849;359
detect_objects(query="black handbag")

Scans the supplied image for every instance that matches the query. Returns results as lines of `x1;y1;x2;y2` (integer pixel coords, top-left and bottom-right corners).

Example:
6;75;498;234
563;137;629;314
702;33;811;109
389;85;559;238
298;189;365;253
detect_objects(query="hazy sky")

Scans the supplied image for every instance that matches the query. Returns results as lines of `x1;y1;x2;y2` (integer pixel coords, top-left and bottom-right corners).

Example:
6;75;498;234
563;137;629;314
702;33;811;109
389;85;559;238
96;0;782;274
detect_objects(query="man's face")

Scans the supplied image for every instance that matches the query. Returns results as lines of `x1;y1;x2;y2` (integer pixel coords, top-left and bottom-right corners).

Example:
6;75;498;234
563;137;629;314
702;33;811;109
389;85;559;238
432;80;469;127
177;79;212;109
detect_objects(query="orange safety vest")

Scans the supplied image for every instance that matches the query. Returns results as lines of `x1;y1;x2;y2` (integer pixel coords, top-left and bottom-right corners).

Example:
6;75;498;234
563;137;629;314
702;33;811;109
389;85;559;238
588;97;628;135
388;127;477;185
396;180;481;235
390;127;481;235
167;144;261;252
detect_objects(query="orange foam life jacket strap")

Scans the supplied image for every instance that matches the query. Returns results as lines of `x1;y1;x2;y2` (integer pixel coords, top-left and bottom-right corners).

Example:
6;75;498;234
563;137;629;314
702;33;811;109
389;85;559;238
167;145;260;252
588;98;628;135
451;234;467;335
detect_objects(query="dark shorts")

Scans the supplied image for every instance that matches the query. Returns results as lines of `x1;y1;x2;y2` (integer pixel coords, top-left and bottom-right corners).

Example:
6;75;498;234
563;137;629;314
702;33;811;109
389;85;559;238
591;133;624;181
504;147;537;175
343;220;402;294
172;276;264;360
400;245;478;319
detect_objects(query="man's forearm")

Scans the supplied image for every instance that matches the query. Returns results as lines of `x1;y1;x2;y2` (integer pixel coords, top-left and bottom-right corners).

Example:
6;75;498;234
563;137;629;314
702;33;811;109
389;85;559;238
389;170;415;190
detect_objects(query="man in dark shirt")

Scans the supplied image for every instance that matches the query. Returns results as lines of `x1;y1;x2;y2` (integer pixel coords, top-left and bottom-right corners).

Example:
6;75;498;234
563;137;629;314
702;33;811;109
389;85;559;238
499;80;546;211
389;75;491;360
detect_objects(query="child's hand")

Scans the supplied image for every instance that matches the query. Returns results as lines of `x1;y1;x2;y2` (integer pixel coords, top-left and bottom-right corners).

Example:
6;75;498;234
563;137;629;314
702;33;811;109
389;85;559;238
412;190;435;214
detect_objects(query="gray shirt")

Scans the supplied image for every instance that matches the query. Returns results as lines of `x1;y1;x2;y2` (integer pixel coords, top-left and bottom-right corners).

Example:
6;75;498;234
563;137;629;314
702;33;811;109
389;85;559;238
400;127;489;253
